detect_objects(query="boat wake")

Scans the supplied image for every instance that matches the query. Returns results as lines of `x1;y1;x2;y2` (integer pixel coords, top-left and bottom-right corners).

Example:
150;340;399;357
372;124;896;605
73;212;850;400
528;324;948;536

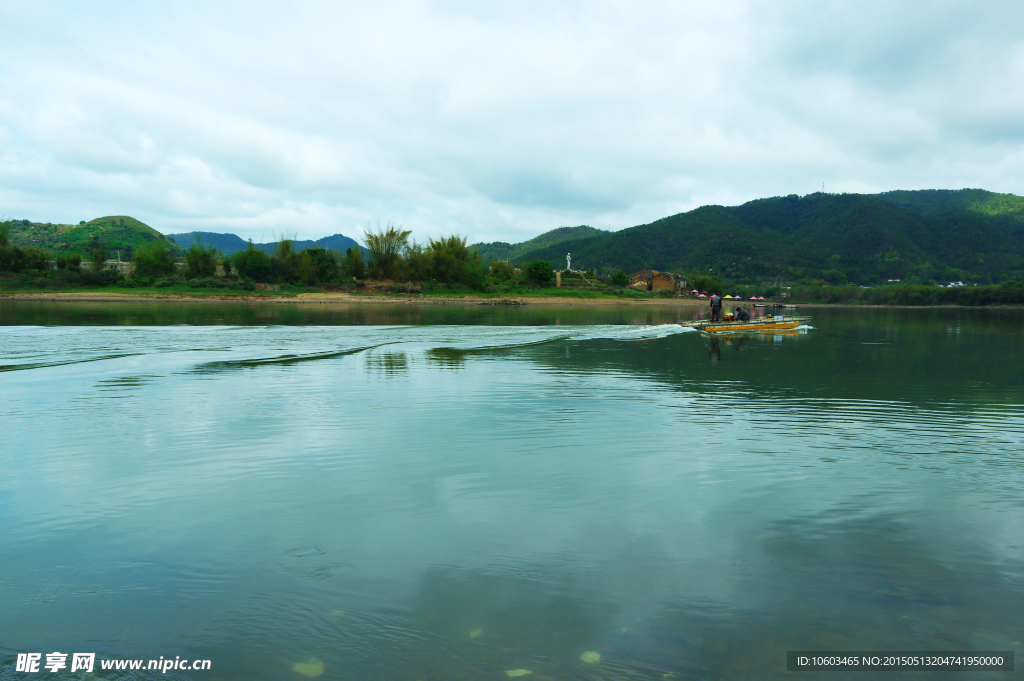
1;324;697;375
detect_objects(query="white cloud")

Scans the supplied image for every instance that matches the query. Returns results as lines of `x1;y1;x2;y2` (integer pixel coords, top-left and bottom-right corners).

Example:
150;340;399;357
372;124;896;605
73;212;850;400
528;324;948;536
0;0;1022;243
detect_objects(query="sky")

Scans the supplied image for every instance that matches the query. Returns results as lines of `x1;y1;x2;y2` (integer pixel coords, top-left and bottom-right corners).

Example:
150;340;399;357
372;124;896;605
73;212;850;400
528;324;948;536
1;0;1023;245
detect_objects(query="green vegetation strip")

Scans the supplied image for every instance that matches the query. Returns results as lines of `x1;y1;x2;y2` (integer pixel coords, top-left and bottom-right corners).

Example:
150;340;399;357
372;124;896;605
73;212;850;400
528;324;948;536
5;193;1024;307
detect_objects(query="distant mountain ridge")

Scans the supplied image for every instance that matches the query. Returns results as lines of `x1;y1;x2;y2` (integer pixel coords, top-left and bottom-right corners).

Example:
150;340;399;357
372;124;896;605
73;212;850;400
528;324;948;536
471;225;609;263
166;231;357;256
3;217;359;258
509;189;1024;285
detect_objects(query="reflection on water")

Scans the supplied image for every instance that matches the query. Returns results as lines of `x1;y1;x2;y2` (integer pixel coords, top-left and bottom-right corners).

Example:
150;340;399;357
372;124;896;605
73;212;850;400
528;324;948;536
365;351;409;376
709;336;721;366
425;347;468;370
1;305;1022;681
0;300;696;327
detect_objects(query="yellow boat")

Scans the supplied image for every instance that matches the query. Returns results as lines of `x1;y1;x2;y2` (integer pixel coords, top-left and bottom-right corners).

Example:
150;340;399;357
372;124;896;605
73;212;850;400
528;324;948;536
679;315;811;334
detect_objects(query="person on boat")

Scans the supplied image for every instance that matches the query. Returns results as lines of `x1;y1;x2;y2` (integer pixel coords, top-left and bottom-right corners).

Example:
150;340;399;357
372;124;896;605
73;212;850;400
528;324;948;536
734;306;750;321
709;294;723;321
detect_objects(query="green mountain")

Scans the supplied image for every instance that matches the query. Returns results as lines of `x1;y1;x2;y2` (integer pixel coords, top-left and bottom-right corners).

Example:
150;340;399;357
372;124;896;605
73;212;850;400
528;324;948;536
4;216;183;256
512;190;1024;285
167;231;357;256
472;225;609;263
874;188;1024;219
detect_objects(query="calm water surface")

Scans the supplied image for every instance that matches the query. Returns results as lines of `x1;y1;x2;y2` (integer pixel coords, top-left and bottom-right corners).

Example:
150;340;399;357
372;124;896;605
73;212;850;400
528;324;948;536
1;302;1022;680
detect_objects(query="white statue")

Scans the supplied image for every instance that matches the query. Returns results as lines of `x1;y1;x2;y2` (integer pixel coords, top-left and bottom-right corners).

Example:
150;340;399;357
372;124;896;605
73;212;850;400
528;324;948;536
566;252;571;271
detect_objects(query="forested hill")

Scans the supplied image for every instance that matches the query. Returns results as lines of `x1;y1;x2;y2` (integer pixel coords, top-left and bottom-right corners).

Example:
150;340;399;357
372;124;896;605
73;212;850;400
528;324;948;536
874;188;1024;219
4;216;183;255
3;218;357;258
512;190;1024;285
166;231;357;256
471;225;608;263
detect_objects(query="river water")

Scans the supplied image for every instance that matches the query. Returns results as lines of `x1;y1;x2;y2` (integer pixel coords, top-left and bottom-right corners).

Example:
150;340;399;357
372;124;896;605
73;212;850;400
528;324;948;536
1;302;1022;680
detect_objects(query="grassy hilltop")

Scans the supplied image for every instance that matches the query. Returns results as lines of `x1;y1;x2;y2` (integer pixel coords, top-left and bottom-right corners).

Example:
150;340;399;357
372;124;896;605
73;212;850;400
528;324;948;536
509;189;1024;285
5;216;183;256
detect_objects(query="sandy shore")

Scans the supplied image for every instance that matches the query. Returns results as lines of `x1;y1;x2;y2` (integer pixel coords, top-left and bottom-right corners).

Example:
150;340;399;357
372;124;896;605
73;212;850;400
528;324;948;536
1;290;708;307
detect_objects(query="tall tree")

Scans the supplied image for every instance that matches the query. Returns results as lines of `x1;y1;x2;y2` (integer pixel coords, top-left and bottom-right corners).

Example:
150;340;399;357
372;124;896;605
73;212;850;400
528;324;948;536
364;223;411;280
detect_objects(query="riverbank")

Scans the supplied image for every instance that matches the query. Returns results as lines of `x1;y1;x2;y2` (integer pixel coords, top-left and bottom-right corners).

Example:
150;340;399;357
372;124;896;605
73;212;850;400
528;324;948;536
6;291;1022;310
0;290;708;307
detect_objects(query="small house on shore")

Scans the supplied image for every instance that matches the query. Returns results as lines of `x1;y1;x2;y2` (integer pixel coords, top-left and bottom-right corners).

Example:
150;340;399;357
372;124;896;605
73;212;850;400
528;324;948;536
628;270;687;294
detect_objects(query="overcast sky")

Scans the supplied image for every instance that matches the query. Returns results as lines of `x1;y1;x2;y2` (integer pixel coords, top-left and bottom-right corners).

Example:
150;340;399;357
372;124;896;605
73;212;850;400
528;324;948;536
1;0;1023;244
